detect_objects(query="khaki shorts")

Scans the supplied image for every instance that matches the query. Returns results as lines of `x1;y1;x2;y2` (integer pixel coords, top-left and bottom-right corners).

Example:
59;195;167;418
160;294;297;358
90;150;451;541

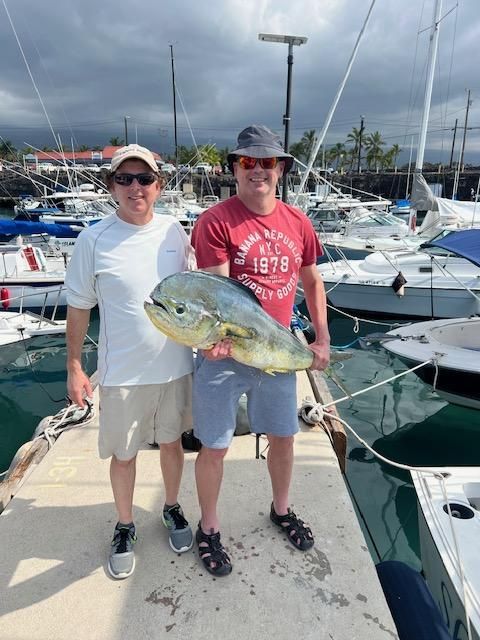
98;374;193;460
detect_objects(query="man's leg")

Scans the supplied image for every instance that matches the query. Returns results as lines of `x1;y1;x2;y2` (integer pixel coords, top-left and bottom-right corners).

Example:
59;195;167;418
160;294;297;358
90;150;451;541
160;438;184;506
267;434;314;551
108;455;137;579
194;445;232;576
110;454;136;523
267;434;294;516
160;438;193;553
195;445;227;533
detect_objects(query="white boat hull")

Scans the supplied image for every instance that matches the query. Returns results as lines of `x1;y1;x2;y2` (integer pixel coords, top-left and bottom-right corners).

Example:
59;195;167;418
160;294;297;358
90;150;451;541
319;248;480;319
384;317;480;409
413;468;480;640
325;280;480;318
0;310;66;347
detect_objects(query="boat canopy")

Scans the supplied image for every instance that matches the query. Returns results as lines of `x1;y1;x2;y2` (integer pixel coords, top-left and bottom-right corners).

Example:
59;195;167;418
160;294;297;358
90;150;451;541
0;219;80;238
423;229;480;268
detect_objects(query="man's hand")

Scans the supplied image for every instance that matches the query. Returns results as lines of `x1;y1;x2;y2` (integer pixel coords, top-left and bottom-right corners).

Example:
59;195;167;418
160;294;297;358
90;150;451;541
201;339;233;360
308;340;330;371
67;367;93;408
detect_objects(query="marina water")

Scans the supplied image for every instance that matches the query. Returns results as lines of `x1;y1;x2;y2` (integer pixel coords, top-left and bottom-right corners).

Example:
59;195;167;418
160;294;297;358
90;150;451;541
1;201;479;572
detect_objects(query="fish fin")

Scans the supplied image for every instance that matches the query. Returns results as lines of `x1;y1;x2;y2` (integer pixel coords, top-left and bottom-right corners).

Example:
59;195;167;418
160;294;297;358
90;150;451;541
199;271;262;306
220;323;257;340
263;369;277;376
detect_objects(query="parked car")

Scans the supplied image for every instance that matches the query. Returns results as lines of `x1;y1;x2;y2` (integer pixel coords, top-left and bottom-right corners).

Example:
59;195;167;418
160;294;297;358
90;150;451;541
202;195;220;207
161;163;176;175
37;162;56;173
194;162;212;175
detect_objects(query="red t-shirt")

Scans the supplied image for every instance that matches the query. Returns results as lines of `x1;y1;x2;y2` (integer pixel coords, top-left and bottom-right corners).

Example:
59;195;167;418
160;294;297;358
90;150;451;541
191;196;322;326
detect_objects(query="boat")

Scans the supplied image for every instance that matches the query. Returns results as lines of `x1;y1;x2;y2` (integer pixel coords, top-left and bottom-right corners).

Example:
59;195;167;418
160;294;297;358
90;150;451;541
412;467;480;639
0;244;66;311
316;229;480;319
382;316;480;410
0;309;66;349
0;218;86;258
154;191;205;231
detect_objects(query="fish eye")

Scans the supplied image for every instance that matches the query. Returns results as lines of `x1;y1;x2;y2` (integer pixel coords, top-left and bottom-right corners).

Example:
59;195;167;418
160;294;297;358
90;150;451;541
175;305;185;315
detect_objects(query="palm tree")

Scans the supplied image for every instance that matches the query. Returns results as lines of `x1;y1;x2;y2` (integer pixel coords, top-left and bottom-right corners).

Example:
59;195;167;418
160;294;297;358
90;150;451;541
0;140;17;160
345;126;364;170
364;131;385;170
390;143;402;168
328;142;346;170
198;145;220;166
109;137;123;146
289;130;318;163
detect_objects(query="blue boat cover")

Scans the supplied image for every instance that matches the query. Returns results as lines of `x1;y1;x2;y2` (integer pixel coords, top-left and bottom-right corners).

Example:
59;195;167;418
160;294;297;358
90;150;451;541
376;561;452;639
423;228;480;268
0;219;80;238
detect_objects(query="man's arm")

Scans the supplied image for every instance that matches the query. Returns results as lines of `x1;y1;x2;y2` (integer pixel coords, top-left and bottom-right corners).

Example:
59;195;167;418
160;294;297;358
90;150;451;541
66;306;93;407
299;264;330;370
202;262;230;277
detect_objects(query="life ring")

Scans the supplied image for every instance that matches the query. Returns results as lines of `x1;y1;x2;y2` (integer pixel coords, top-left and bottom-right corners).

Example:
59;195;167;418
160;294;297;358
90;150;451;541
1;287;10;309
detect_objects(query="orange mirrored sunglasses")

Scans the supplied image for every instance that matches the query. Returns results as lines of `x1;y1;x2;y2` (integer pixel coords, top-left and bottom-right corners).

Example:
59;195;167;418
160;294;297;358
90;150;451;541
236;156;279;170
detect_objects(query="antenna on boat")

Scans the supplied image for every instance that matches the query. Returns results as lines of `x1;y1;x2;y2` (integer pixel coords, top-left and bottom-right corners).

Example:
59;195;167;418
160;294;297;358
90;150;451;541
169;43;179;191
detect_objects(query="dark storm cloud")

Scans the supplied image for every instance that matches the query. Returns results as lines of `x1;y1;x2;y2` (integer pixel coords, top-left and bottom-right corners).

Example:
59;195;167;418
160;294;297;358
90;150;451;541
0;0;478;163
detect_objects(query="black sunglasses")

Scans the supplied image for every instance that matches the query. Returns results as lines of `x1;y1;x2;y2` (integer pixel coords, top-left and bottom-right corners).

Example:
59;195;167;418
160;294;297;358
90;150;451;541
114;173;157;186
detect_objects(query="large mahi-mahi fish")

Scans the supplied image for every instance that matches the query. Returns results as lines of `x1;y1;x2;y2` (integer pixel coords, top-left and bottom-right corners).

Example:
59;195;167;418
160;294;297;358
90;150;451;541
144;271;350;373
144;271;339;375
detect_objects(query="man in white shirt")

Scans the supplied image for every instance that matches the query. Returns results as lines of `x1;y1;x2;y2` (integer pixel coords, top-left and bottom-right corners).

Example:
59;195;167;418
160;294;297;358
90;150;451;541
66;144;194;579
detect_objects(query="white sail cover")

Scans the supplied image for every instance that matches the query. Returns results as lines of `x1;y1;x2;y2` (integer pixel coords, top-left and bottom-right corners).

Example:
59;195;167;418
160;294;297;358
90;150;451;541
412;173;480;231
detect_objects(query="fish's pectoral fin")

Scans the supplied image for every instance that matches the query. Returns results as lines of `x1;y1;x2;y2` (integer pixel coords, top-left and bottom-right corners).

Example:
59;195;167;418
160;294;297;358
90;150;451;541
220;322;257;340
262;369;277;376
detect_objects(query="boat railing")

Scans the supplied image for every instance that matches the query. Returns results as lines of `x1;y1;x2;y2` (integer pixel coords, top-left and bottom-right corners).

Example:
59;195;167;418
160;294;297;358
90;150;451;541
2;286;66;314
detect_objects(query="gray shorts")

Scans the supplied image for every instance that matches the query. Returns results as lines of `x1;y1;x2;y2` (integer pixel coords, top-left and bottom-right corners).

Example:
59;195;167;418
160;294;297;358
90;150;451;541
98;374;193;460
193;355;298;449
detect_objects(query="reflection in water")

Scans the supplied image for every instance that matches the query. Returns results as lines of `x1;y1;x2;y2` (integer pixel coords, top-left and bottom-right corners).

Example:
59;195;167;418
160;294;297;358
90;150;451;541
0;313;99;474
327;309;480;570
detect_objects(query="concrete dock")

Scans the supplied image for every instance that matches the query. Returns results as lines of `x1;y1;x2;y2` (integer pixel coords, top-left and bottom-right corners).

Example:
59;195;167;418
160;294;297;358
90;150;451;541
0;372;397;640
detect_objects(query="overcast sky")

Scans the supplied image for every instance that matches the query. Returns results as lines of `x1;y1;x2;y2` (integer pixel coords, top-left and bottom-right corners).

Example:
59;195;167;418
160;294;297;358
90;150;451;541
1;0;479;165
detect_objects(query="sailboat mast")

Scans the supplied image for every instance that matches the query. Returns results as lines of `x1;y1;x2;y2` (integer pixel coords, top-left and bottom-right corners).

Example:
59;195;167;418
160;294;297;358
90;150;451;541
169;44;178;188
416;0;442;172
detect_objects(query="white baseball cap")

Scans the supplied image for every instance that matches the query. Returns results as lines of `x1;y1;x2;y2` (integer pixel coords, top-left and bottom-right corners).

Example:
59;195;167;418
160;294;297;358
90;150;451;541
110;144;159;173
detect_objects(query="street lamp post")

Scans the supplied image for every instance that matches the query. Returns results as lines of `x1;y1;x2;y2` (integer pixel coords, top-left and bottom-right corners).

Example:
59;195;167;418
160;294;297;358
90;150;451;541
258;33;307;202
124;115;130;146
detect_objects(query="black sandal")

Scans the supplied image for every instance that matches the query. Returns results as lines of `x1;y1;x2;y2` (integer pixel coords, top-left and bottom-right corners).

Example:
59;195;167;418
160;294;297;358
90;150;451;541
195;523;232;576
270;503;314;550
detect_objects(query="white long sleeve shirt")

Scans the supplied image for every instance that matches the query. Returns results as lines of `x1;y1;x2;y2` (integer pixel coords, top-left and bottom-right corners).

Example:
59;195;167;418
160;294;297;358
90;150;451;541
66;213;193;386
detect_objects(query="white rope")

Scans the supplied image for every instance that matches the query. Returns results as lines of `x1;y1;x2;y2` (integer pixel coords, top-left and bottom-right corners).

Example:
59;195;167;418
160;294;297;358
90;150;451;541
34;400;95;448
322;358;439;410
326;301;407;329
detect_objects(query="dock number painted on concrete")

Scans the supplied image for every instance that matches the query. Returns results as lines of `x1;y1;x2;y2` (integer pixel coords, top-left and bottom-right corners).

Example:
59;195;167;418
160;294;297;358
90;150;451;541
41;456;86;488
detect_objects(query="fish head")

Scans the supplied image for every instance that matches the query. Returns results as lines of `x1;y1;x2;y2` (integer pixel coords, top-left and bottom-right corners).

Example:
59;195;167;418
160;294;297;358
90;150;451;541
144;272;220;348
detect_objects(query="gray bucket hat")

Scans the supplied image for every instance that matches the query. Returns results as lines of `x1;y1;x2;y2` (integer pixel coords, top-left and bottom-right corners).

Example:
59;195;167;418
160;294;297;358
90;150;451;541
227;124;294;173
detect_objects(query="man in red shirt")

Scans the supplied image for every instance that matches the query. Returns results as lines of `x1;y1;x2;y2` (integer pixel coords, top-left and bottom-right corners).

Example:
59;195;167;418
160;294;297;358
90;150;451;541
191;124;330;576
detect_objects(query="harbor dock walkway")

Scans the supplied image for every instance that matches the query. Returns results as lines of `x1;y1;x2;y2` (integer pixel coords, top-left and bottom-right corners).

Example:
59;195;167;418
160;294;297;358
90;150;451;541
0;372;397;639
